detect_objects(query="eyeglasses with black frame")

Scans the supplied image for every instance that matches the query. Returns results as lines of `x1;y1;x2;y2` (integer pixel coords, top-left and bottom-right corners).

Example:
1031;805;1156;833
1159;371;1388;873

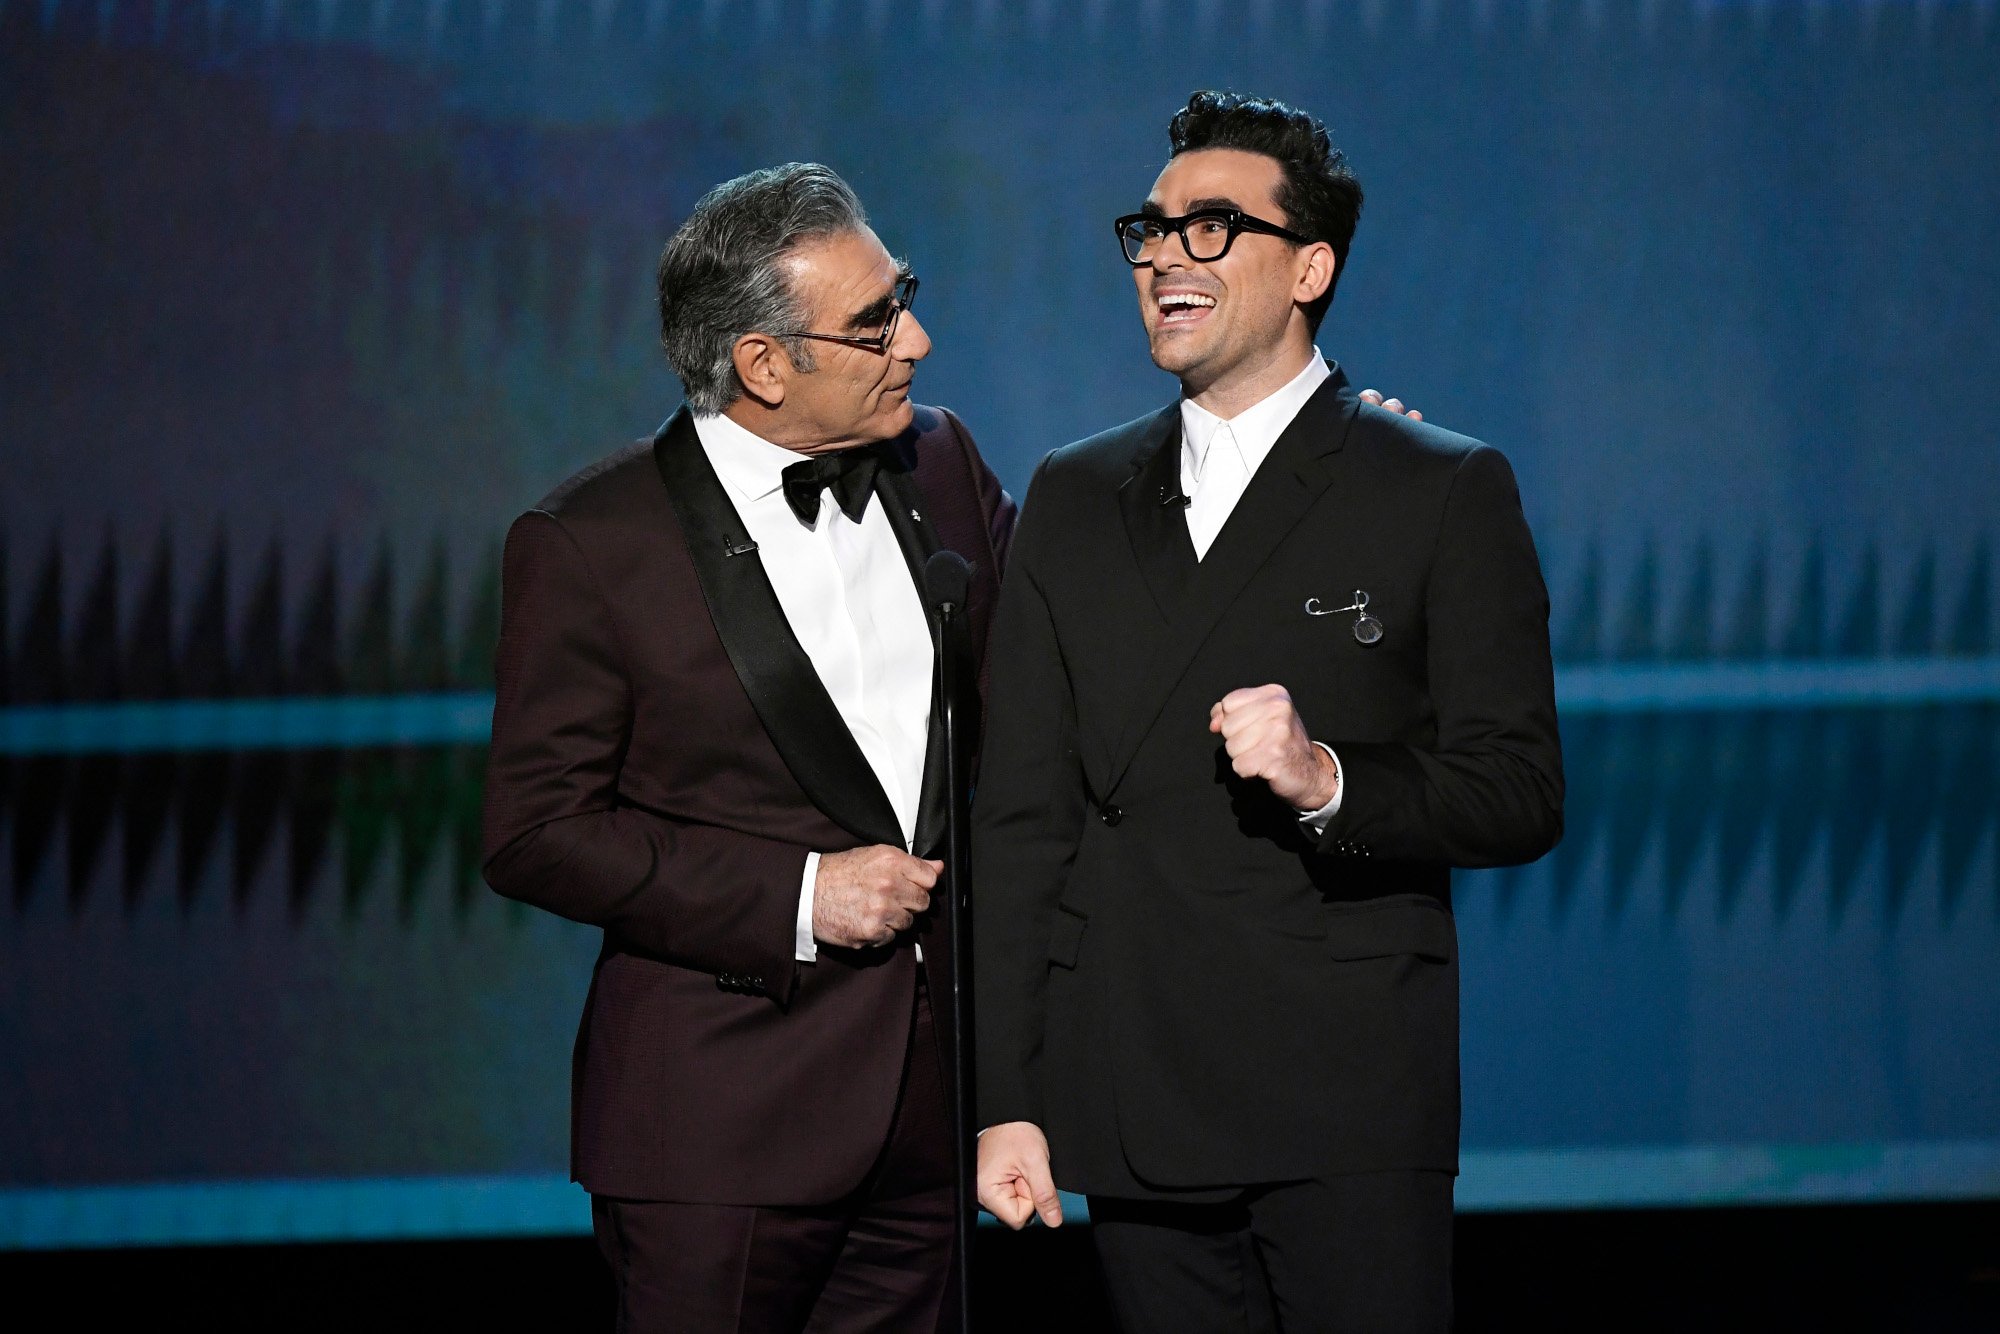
1114;210;1311;266
759;272;920;354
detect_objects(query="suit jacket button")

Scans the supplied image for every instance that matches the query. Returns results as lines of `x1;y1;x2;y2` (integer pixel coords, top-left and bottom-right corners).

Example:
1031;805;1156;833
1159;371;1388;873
1099;804;1123;827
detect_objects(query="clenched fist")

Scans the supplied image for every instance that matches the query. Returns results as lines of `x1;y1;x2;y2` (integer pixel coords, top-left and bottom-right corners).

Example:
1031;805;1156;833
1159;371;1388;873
812;845;942;948
1208;684;1339;811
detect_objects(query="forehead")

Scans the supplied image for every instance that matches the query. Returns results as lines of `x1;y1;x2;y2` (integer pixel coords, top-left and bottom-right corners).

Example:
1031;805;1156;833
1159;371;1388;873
1148;148;1286;212
782;227;897;313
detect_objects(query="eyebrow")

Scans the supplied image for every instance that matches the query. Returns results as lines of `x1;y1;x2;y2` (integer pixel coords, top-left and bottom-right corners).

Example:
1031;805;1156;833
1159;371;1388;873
844;262;915;332
1138;196;1245;220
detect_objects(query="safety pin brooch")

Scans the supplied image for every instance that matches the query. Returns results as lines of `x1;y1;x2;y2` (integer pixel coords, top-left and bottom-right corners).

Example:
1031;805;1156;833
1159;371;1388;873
1304;589;1384;644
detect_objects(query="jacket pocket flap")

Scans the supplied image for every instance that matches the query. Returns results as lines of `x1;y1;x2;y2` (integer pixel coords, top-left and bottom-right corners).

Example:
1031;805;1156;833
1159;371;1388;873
1048;909;1088;968
1325;902;1454;963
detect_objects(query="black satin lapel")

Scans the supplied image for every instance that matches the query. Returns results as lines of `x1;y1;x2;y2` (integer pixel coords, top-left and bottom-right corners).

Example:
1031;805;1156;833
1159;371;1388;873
873;447;952;855
1102;371;1361;798
651;410;905;847
1117;405;1199;618
874;444;945;590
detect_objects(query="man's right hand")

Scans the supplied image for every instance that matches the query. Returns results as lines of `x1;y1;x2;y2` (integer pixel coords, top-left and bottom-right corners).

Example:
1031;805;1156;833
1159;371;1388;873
978;1121;1063;1230
812;845;941;948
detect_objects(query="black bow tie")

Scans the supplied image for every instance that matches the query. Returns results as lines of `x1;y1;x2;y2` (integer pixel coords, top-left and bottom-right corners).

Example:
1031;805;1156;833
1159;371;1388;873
781;447;881;526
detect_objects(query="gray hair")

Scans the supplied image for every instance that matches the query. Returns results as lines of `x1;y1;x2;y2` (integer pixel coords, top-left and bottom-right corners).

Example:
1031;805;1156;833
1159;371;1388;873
656;163;869;415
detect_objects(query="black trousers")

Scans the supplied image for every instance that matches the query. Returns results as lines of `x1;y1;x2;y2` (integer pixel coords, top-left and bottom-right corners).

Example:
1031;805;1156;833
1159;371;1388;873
591;979;955;1334
1089;1171;1454;1334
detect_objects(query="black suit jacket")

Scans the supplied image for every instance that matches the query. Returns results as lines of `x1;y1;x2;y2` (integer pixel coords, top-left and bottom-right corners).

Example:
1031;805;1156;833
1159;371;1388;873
971;365;1562;1197
483;405;1013;1205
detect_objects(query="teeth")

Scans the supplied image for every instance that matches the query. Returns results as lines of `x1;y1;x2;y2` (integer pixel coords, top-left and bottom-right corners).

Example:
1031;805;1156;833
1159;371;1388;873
1157;292;1217;310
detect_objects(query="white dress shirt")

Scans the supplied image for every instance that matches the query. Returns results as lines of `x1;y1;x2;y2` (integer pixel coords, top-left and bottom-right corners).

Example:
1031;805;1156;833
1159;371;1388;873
694;412;934;963
1178;350;1345;828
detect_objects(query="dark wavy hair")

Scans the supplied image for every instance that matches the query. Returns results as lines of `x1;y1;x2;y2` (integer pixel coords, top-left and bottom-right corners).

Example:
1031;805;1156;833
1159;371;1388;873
1168;90;1363;334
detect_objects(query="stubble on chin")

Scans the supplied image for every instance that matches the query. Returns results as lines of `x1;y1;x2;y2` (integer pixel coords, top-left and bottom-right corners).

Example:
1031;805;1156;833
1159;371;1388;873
1146;327;1204;378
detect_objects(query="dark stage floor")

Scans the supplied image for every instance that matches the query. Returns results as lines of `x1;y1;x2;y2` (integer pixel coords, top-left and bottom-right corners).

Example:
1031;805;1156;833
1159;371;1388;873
6;1201;1996;1331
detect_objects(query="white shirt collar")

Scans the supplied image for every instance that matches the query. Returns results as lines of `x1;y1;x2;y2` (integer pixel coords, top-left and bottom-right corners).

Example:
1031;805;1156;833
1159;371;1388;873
1179;349;1332;484
691;410;813;504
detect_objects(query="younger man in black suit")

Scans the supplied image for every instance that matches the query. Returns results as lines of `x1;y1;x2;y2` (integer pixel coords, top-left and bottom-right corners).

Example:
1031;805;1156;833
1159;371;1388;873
973;91;1564;1331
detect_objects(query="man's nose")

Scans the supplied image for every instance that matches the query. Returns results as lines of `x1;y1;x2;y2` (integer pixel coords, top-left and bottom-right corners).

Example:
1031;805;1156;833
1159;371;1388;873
896;310;933;361
1152;231;1196;271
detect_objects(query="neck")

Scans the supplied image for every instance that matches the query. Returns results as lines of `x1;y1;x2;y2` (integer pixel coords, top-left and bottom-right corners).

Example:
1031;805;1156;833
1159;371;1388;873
721;398;846;455
1182;338;1317;421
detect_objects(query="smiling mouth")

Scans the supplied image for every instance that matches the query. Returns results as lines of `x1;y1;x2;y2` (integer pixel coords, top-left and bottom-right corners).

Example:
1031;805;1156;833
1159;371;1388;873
1155;290;1218;326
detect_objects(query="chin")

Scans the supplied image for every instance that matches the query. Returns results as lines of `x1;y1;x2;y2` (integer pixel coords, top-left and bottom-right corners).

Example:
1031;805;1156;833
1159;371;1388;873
874;398;917;438
1147;329;1206;377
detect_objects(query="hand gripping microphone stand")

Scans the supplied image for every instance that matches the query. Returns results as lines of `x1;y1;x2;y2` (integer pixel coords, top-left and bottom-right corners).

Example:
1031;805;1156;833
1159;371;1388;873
923;549;976;1334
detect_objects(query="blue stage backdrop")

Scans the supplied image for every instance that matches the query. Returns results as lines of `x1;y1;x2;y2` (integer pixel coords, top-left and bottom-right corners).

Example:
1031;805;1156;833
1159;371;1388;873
3;0;1998;1247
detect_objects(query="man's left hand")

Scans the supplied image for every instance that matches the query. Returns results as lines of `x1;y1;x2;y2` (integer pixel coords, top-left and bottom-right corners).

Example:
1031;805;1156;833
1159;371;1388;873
1359;388;1422;422
1209;684;1338;811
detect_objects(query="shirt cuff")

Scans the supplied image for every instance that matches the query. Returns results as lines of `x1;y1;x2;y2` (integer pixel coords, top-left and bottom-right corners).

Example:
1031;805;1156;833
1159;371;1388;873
796;852;820;964
1295;742;1343;833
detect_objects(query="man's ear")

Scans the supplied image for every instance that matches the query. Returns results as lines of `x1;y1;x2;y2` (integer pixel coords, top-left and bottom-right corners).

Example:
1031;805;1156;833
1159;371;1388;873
731;333;788;409
1295;242;1336;307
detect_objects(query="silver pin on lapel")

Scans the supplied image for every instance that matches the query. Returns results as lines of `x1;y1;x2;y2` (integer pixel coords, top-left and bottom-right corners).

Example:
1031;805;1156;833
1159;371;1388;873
1305;589;1384;644
910;508;923;522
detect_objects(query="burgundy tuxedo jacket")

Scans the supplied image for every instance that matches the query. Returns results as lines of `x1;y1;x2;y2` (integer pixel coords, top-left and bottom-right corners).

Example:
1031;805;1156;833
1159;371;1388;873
483;404;1014;1206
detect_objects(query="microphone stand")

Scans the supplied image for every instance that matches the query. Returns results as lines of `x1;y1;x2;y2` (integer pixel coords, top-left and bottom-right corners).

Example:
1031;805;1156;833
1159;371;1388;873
927;552;977;1334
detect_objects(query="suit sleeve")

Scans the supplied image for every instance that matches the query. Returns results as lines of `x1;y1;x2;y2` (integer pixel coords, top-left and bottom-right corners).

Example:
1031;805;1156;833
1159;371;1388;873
1318;444;1564;867
481;509;805;995
971;455;1088;1129
940;406;1019;577
940;406;1020;712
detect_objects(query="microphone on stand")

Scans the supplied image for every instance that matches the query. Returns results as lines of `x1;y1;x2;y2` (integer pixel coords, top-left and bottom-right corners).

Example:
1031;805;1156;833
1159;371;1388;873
922;549;977;1334
926;548;971;618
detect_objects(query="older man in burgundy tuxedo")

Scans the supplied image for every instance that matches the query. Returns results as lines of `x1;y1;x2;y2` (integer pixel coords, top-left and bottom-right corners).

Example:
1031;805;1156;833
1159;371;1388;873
483;163;1013;1332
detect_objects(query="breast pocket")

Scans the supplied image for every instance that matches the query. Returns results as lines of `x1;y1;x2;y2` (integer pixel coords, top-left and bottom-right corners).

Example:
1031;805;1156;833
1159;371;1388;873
1249;570;1427;737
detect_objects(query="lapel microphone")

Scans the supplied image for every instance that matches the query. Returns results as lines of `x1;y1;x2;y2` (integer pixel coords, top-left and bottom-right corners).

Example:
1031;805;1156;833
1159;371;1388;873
1158;486;1191;508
